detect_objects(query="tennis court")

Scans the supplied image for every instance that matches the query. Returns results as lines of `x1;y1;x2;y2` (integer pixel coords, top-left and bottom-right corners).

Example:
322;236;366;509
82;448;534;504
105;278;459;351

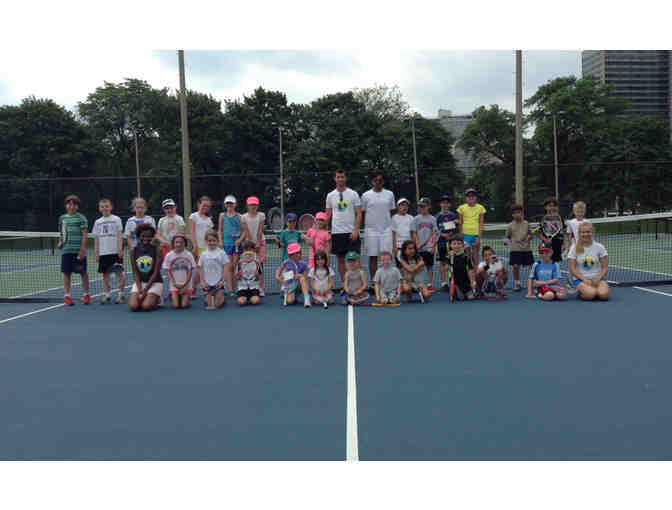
2;282;672;460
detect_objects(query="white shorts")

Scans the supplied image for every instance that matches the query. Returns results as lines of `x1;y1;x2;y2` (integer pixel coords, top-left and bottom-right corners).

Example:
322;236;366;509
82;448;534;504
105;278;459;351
131;281;164;296
365;230;393;257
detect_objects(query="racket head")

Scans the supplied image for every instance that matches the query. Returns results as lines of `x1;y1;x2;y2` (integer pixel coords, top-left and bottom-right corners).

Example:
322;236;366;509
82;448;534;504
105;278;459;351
298;214;315;233
280;258;299;292
267;207;283;233
202;257;222;288
240;251;260;284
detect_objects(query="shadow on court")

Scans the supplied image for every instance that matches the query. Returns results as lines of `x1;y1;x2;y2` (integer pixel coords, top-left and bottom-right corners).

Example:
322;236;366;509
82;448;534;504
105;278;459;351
355;288;672;460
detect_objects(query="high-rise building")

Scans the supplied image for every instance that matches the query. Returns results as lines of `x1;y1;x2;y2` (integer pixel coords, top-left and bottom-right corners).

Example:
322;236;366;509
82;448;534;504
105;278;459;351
437;109;478;178
581;50;670;120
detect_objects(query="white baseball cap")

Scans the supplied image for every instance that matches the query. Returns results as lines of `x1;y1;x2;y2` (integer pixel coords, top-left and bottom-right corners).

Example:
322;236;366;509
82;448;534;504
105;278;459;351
162;198;176;208
396;198;410;206
224;195;237;204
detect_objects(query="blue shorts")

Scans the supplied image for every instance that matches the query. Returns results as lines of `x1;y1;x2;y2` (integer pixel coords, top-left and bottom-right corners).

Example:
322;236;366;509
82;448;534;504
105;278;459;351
572;278;582;287
61;253;87;274
463;234;479;246
223;244;243;256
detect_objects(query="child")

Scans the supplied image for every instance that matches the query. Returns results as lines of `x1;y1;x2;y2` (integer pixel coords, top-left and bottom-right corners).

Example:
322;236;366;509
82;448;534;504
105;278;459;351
124;197;156;250
410;197;438;292
436;194;460;291
391;198;414;266
476;246;508;300
235;241;263;306
526;246;568;301
162;233;196;309
506;204;534;291
277;213;303;260
566;201;587;249
398;240;430;303
241;196;266;296
343;251;369;305
92;198;125;304
567;221;610;301
457;188;486;267
189;196;214;297
308;250;335;308
275;242;311;307
156;198;185;260
374;251;402;304
58;195;91;305
536;197;566;264
218;195;243;296
447;236;476;301
305;212;331;268
198;229;230;309
129;223;163;312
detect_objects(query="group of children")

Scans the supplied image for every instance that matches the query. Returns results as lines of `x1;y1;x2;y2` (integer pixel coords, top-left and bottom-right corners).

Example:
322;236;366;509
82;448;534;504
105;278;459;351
56;187;604;310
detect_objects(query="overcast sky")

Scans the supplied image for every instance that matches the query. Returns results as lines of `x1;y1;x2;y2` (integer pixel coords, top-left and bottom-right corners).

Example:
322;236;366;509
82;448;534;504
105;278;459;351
0;50;581;118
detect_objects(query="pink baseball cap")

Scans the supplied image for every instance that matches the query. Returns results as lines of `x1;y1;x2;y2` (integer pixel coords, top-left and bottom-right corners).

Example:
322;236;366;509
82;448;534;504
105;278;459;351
287;242;301;255
315;212;327;221
246;196;259;205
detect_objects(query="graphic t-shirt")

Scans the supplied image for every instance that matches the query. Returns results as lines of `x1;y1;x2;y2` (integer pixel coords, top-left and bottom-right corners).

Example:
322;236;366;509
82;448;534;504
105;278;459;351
325;188;361;234
158;215;185;244
133;243;162;283
125;216;156;248
220;213;242;247
391;214;414;248
197;247;229;287
93;215;123;256
189;212;214;250
278;229;303;260
568;242;608;280
529;261;561;282
457;203;486;235
436;211;459;248
58;213;88;254
478;258;505;282
410;214;439;252
507;220;532;252
374;266;402;294
162;249;196;290
361;189;395;233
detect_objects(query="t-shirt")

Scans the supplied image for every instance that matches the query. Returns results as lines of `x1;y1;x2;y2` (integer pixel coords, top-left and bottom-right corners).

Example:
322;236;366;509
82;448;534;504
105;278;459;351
133;243;162;283
566;218;584;246
162;249;196;290
197;247;229;287
308;266;335;287
436;211;460;248
189;212;214;250
529;261;560;282
124;215;156;248
220;213;242;247
391;214;414;248
568;242;608;280
361;188;395;233
374;266;402;294
450;252;473;288
325;188;361;234
506;220;532;252
457;203;486;235
241;212;266;245
58;213;88;254
345;268;365;293
478;258;505;282
158;215;185;244
306;228;331;267
410;214;439;253
278;229;303;260
92;215;123;256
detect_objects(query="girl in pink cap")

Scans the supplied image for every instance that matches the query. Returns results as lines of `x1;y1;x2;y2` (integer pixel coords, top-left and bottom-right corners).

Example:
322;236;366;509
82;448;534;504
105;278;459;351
241;196;266;295
304;211;331;268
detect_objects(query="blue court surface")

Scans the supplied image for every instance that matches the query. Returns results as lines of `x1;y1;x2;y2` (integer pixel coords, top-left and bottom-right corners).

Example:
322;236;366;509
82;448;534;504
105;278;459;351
1;286;672;460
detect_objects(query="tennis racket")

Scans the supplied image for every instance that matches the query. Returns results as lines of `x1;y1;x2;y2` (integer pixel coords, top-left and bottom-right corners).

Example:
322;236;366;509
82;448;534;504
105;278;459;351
280;258;299;305
239;250;261;290
298;213;315;234
267;207;283;233
202;256;223;309
108;262;125;291
168;253;193;295
449;252;455;303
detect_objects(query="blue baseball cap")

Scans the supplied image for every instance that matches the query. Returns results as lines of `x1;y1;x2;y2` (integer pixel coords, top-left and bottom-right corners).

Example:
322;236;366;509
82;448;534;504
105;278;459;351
440;194;453;202
285;213;298;222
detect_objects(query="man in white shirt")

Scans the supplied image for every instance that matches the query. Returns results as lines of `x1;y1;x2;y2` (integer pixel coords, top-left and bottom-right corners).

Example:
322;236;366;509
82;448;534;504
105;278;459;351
325;169;362;286
361;171;395;282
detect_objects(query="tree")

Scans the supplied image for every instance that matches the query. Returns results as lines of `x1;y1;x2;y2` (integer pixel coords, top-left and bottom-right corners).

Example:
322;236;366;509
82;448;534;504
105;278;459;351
352;84;409;121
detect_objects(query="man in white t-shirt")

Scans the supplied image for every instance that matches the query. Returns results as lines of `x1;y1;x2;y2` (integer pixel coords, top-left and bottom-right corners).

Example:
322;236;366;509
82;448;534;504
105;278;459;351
361;171;395;282
325;169;362;285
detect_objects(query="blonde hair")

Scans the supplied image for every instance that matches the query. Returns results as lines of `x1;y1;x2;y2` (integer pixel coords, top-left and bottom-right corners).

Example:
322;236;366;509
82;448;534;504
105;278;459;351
572;201;586;216
204;229;218;242
131;197;147;210
575;220;593;254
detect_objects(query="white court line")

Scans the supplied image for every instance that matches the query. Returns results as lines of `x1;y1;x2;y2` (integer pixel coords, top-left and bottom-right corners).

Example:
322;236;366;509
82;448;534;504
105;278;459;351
346;304;359;461
634;287;672;298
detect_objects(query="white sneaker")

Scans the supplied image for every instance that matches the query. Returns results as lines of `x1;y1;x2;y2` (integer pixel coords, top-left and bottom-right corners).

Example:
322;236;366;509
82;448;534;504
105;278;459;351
101;295;111;304
115;294;125;304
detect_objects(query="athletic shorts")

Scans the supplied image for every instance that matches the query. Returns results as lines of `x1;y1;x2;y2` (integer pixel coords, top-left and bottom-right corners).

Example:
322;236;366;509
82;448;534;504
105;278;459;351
419;251;435;269
61;253;87;274
131;281;163;296
237;288;260;299
437;245;449;262
98;254;121;274
364;230;393;257
170;288;194;296
463;234;479;246
509;251;534;267
223;244;243;256
332;233;361;256
538;284;566;296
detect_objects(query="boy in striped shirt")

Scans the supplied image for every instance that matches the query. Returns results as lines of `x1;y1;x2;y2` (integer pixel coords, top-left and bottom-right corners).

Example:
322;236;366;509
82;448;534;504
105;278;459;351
58;195;90;305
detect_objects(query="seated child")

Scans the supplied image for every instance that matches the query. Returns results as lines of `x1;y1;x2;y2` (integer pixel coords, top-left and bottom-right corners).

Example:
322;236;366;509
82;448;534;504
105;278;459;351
343;251;370;305
235;241;263;306
447;236;476;301
374;251;402;304
476;246;508;300
527;245;568;301
275;242;311;307
162;232;197;309
398;240;430;303
308;250;335;308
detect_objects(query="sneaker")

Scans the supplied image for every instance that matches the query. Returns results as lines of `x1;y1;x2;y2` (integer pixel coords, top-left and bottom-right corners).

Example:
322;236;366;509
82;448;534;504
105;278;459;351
441;282;449;292
191;293;199;300
101;295;111;304
259;289;265;297
82;294;91;305
513;283;521;292
64;296;74;306
428;284;435;292
304;299;312;308
341;296;349;306
115;294;125;304
323;302;329;309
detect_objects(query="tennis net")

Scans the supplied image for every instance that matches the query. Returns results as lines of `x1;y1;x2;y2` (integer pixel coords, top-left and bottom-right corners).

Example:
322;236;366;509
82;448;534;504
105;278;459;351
1;212;671;302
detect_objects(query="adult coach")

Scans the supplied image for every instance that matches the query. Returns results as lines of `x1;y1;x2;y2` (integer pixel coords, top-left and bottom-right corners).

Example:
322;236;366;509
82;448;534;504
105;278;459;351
325;169;362;287
361;171;395;281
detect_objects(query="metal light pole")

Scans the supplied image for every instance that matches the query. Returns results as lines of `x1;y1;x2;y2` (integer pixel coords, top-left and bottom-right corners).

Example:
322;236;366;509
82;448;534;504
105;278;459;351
178;50;192;217
553;114;559;202
278;127;285;220
134;130;141;197
515;50;524;207
411;115;420;204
